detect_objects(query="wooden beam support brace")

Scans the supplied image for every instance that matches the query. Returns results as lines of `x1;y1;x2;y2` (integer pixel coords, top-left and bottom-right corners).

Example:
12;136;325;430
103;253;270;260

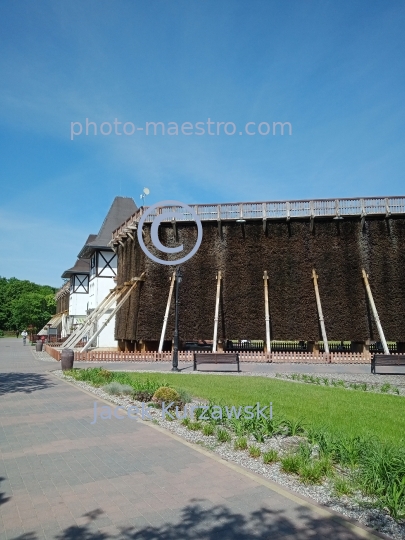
362;269;390;355
158;272;176;352
212;271;222;353
286;201;291;222
312;269;329;354
310;201;315;232
263;271;271;353
217;205;222;237
171;218;177;238
81;273;146;353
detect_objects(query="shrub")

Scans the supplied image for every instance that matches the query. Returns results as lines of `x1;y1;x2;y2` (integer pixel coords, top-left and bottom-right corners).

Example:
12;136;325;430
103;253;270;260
333;476;354;497
281;418;306;436
216;428;231;443
299;461;325;484
202;423;215;436
133;390;154;402
99;369;113;382
248;445;261;458
152;387;181;408
188;421;202;431
102;382;133;395
68;367;113;386
0;329;4;337
182;417;191;427
175;387;193;404
263;449;279;464
234;437;248;451
379;477;405;520
281;454;301;475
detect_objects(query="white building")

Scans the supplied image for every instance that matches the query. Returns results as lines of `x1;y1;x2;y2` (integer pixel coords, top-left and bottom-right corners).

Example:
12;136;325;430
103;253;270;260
61;246;91;336
76;197;137;348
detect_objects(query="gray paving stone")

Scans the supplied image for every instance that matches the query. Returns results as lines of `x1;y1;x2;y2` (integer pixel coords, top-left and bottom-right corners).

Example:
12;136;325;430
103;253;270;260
0;338;383;540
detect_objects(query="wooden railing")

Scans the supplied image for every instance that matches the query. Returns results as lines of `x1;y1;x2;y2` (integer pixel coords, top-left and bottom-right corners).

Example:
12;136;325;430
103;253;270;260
111;196;405;242
44;346;375;364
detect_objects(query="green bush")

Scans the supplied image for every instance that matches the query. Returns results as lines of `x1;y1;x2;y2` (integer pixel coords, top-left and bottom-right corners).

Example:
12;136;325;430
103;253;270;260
234;437;248;450
281;454;301;475
175;387;193;404
188;421;202;431
0;329;4;337
65;367;113;387
263;449;279;464
248;445;261;458
152;387;181;408
216;428;231;443
299;461;325;484
202;423;215;436
333;476;354;497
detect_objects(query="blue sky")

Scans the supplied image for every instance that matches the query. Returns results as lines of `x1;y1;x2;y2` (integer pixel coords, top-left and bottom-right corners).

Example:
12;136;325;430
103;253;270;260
0;0;404;286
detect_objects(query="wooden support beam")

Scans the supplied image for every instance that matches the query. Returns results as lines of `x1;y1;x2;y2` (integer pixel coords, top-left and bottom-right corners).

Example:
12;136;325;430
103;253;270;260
158;272;176;352
63;288;118;349
262;202;267;233
310;200;315;232
212;271;222;353
263;271;271;353
385;198;391;218
81;273;146;352
362;269;390;355
217;205;222;237
312;269;329;354
171;218;177;239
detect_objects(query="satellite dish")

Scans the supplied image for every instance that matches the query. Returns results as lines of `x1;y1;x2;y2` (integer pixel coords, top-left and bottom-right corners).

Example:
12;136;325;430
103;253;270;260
140;187;150;205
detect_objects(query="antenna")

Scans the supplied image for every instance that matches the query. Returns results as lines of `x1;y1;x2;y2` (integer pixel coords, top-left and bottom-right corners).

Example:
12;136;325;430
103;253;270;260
140;187;150;206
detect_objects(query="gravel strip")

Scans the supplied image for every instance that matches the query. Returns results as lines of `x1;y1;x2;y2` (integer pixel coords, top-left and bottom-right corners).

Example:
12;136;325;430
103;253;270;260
53;369;405;539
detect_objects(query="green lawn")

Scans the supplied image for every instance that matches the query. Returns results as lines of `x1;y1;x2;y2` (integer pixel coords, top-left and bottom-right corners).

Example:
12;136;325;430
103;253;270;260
123;372;404;444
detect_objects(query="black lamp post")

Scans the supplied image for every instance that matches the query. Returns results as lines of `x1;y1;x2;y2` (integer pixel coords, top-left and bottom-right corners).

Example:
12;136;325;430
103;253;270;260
172;266;182;371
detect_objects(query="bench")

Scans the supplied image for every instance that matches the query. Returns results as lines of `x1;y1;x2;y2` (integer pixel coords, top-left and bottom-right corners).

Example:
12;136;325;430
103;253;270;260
193;353;240;372
371;354;405;374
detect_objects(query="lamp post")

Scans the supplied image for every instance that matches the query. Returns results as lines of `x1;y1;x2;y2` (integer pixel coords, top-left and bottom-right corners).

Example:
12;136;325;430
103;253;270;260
172;266;182;371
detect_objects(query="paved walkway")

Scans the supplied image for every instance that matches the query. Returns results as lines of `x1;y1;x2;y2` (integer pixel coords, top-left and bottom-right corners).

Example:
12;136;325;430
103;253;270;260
0;338;387;539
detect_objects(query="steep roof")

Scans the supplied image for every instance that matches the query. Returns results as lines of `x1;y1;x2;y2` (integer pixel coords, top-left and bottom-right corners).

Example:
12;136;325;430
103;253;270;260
61;258;90;278
61;234;96;277
78;197;137;258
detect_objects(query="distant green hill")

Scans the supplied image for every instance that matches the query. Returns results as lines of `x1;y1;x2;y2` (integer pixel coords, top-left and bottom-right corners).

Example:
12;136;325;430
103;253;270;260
0;277;57;332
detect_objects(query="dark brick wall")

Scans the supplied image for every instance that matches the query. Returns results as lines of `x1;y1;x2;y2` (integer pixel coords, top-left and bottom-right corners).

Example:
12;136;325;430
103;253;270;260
115;217;405;342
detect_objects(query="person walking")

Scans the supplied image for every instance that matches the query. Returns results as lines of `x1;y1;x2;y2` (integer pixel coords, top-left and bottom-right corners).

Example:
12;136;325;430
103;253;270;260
15;330;19;338
21;330;28;346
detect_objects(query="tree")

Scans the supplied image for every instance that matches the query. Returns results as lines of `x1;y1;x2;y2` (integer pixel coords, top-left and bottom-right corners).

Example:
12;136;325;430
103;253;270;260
10;292;56;331
0;277;57;331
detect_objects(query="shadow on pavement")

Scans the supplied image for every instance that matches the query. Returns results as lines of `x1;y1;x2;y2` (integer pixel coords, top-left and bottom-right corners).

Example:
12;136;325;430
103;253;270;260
0;477;10;506
0;372;55;395
14;501;371;540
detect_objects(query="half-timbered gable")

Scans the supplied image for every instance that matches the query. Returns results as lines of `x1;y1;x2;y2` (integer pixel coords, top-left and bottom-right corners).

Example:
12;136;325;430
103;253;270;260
77;197;137;348
61;249;92;335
